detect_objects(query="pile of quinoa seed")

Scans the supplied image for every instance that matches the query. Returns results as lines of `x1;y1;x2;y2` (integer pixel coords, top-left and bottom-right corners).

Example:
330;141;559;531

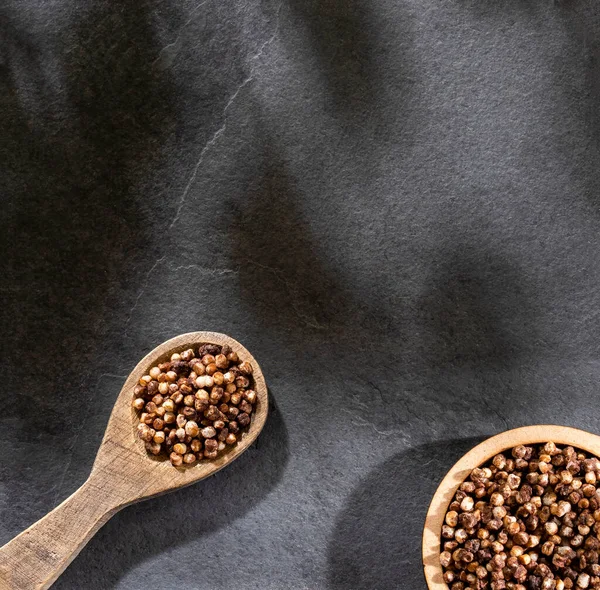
133;343;257;466
441;442;600;590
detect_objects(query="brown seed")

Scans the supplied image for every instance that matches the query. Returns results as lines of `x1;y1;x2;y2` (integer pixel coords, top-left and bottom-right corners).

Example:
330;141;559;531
243;390;257;404
442;572;455;584
205;405;221;421
162;398;175;412
577;573;590;588
179;380;194;396
556;501;572;517
512;445;527;459
182;407;197;420
238;361;253;375
195;389;209;401
215;354;228;369
204;438;218;452
133;398;145;410
561;470;574;484
173;443;187;455
210;388;224;404
492;454;507;470
541;541;555;556
446;511;459;527
201;426;216;438
236;376;250;389
510;545;524;558
194;375;208;389
199;344;221;357
239;400;253;415
170;452;183;466
195;398;209;413
183;453;196;465
507;521;520;535
519;553;531;566
185;421;199;438
137;424;154;442
145;441;162;455
514;532;529;546
440;551;452;568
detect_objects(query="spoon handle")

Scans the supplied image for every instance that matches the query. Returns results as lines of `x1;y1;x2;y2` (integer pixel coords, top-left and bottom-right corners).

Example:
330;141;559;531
0;478;119;590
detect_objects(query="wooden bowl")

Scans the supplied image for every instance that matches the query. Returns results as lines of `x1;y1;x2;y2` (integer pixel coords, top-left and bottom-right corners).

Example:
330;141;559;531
422;425;600;589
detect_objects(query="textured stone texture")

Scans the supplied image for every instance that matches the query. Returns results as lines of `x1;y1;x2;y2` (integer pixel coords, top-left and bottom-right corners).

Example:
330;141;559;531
2;1;600;588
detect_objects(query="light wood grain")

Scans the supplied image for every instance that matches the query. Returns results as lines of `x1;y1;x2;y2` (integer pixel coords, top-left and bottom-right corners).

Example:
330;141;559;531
0;332;268;590
423;425;600;589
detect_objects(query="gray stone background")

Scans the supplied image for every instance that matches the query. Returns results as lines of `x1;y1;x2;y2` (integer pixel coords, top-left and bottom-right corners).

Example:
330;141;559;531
2;1;600;588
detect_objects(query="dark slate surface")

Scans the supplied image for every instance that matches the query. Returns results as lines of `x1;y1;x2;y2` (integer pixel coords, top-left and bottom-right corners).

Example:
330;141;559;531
2;1;600;588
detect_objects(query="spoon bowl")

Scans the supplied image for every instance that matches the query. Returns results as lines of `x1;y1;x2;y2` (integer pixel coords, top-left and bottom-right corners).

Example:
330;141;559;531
0;332;268;590
422;425;600;589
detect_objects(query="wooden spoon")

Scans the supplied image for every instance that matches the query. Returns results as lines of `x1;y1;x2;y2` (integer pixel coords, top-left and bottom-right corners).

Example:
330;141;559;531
0;332;268;590
422;425;600;589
